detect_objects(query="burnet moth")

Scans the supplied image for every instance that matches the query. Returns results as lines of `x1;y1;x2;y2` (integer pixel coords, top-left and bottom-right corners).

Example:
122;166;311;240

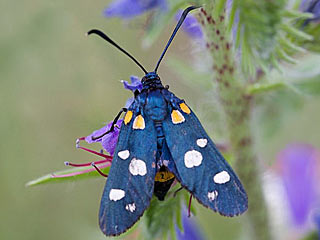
87;6;248;236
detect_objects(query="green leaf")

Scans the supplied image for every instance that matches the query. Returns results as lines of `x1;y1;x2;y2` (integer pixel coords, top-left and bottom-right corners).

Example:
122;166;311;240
246;81;287;95
282;10;314;20
247;75;320;96
175;201;183;231
276;47;297;64
170;222;177;240
281;23;313;41
214;0;227;19
143;185;183;239
300;231;319;240
26;164;110;187
241;33;256;76
227;0;239;32
270;54;283;72
279;37;307;53
297;21;320;53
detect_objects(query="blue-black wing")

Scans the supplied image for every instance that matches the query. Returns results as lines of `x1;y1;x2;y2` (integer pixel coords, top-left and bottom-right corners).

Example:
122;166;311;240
162;100;248;216
99;109;157;236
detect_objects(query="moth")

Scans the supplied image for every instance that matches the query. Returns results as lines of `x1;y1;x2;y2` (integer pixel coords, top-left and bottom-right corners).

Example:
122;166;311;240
87;6;248;236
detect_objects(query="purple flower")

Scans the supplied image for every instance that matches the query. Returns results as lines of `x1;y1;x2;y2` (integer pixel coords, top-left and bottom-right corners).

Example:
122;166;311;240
301;0;320;25
121;75;143;92
176;213;205;240
175;10;203;39
104;0;167;19
85;119;123;155
277;143;319;226
122;75;142;107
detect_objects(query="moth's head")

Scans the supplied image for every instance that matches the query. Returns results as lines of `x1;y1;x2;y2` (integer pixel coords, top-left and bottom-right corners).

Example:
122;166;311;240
142;72;160;83
141;72;163;89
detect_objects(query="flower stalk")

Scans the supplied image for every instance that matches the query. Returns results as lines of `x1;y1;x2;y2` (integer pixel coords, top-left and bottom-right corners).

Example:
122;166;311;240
199;2;272;239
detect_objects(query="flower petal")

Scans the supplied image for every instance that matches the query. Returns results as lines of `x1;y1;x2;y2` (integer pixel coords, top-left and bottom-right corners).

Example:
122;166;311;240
176;212;204;240
85;119;123;155
104;0;167;19
122;75;143;92
85;125;107;144
176;10;203;39
277;143;319;226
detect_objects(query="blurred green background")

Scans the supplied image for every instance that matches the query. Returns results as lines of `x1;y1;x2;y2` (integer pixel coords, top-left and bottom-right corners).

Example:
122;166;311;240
1;0;320;239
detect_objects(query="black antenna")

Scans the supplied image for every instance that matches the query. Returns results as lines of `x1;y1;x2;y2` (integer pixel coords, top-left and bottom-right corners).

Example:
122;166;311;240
87;29;148;74
154;6;200;73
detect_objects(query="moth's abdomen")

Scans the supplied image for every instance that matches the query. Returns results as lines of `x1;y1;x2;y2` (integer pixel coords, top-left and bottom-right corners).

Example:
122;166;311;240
144;90;168;121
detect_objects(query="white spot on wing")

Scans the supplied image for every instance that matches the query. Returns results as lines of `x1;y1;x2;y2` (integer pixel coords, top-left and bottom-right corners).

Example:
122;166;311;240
184;150;203;168
213;171;231;184
197;138;208;148
125;203;136;212
208;190;218;201
109;189;125;201
129;158;147;176
118;150;130;160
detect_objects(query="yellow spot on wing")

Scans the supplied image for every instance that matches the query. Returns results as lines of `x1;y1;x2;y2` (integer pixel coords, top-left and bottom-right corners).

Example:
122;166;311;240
171;110;185;124
155;171;175;182
133;115;145;129
180;102;191;114
124;111;133;125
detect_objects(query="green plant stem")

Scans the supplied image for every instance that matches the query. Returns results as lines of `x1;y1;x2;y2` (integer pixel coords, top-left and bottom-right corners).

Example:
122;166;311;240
199;3;272;240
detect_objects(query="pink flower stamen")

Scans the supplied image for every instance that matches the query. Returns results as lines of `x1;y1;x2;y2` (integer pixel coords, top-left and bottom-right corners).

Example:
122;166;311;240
65;159;110;167
76;137;113;159
78;146;112;159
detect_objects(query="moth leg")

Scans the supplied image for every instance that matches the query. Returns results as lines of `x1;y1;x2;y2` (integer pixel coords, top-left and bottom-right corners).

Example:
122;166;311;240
173;186;184;197
91;162;108;178
92;107;127;140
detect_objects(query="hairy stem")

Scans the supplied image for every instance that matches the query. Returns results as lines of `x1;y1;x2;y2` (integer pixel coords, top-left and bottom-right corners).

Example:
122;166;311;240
199;3;272;240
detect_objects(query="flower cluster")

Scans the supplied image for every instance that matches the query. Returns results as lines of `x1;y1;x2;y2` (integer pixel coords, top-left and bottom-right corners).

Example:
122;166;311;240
104;0;203;39
104;0;167;19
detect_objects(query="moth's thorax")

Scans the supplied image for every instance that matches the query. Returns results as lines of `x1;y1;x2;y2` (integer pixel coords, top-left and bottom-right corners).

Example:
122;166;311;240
144;90;168;121
141;72;163;90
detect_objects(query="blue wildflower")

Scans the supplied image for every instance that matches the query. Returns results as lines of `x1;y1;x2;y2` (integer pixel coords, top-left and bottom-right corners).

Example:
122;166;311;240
121;75;143;92
104;1;203;40
85;119;123;155
176;212;205;240
301;0;320;26
175;10;203;39
121;75;142;108
104;0;167;19
277;143;319;226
